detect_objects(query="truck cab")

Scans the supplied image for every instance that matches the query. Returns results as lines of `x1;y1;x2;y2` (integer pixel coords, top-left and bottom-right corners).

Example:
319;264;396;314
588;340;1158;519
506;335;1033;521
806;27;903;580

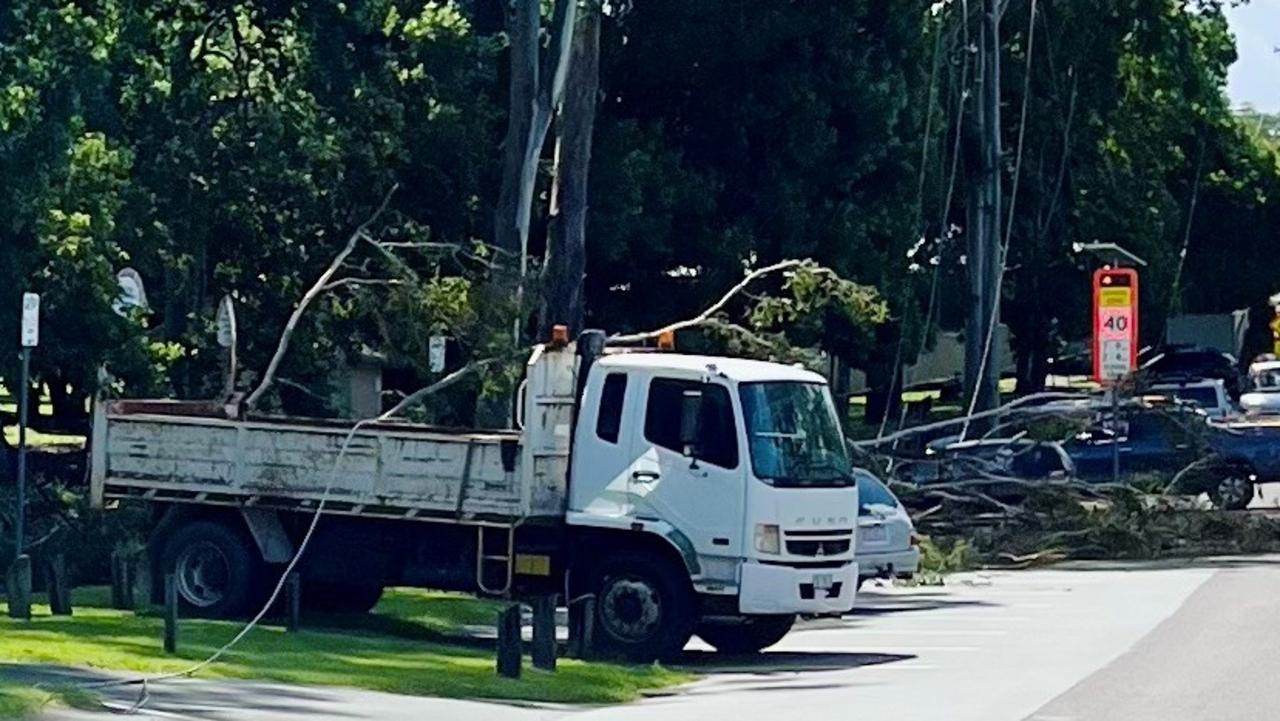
565;351;859;658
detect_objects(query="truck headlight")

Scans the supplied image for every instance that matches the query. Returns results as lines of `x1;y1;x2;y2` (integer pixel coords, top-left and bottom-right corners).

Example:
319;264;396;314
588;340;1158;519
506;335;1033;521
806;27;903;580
754;524;781;554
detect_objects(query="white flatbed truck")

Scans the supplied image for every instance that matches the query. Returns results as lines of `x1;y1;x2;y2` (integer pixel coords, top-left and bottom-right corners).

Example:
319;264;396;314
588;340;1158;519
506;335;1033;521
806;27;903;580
90;331;860;659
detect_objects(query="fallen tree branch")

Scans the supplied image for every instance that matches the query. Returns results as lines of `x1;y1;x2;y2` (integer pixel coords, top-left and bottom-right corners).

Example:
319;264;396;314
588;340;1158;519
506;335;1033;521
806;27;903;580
850;391;1091;449
244;185;398;413
377;349;527;421
608;259;803;344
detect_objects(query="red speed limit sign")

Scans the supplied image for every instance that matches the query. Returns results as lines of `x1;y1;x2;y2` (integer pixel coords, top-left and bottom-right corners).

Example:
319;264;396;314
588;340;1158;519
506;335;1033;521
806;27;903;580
1092;267;1139;383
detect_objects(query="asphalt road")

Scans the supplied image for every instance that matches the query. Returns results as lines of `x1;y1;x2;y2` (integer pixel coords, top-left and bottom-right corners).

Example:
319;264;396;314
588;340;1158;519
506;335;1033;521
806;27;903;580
24;556;1280;721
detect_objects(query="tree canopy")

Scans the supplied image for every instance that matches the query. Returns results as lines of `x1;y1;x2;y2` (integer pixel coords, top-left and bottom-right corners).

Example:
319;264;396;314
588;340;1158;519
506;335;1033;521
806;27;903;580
1;0;1276;428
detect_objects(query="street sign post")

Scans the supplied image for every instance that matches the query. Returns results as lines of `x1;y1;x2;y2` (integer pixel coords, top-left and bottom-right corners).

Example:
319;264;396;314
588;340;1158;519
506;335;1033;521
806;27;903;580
1091;268;1138;485
1092;267;1139;383
15;293;39;561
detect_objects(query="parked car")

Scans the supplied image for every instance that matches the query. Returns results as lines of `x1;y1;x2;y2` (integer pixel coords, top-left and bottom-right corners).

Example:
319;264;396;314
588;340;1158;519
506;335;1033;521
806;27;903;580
1139;344;1242;398
1149;378;1234;419
1239;360;1280;416
893;437;1075;490
1063;407;1280;509
854;469;919;587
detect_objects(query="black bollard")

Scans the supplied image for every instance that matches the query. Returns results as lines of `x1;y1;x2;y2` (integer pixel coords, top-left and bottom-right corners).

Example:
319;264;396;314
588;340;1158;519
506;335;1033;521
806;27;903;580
286;573;301;633
531;596;556;671
46;554;72;616
163;573;178;654
566;595;595;660
495;604;522;679
6;554;32;620
130;552;152;614
109;551;128;609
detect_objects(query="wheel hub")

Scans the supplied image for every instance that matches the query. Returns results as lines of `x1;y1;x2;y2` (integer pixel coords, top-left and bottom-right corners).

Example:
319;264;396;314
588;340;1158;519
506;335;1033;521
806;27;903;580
1219;476;1251;509
601;577;662;642
175;541;231;608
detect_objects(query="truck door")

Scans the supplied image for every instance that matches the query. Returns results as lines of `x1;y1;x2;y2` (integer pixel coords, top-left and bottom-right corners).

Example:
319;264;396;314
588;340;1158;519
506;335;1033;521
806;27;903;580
571;371;637;518
628;376;745;558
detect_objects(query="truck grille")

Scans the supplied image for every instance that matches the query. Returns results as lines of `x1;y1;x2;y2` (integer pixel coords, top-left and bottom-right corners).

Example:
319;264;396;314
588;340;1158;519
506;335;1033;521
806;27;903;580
783;529;853;557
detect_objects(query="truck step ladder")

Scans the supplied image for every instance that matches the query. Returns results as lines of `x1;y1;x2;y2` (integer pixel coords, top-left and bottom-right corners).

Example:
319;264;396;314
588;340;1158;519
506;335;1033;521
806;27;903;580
476;525;515;596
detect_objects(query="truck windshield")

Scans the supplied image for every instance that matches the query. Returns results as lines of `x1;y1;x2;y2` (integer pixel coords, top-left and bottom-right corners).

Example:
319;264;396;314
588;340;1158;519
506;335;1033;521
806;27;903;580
739;381;854;488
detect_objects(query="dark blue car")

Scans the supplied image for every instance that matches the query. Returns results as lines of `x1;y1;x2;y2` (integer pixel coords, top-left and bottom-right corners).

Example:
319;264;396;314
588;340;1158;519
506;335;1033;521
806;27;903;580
1063;410;1280;510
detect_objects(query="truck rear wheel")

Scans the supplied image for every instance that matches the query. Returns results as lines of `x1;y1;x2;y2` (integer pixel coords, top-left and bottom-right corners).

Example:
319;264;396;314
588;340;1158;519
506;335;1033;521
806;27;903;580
158;520;262;618
697;614;795;654
590;551;695;662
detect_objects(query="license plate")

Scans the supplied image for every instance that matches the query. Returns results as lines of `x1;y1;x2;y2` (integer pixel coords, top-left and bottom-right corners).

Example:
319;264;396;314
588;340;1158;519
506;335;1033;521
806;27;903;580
813;573;834;590
861;525;888;543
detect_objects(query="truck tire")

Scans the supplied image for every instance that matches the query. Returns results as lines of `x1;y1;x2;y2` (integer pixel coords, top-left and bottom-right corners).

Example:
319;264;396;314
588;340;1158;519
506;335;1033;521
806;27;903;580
158;520;262;618
589;551;695;662
1211;473;1254;511
303;582;385;615
697;614;795;654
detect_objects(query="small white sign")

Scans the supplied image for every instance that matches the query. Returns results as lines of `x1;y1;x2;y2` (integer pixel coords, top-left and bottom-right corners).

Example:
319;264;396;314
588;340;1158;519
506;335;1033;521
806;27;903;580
20;293;39;347
429;336;447;373
1099;339;1132;381
113;268;148;317
216;295;237;349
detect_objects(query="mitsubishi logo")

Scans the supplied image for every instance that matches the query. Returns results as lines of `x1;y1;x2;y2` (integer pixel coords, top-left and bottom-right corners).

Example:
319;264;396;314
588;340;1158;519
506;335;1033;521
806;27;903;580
815;544;825;557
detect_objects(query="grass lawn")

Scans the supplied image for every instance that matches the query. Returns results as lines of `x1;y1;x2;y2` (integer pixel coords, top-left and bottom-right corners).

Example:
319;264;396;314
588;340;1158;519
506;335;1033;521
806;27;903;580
1;427;84;451
0;587;691;717
0;682;98;720
1;387;85;450
0;685;43;720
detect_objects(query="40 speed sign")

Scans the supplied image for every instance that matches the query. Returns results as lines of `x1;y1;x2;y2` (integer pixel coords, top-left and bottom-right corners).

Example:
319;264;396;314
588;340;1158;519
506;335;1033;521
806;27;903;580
1092;267;1139;383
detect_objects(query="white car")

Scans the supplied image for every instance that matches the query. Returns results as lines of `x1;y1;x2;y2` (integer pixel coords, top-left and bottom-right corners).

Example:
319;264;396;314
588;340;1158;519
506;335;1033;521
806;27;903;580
1149;378;1233;419
1240;360;1280;416
854;469;919;586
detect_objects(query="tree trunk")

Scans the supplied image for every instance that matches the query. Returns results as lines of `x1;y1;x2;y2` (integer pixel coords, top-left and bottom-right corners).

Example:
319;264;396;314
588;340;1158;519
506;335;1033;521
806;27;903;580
493;0;541;261
863;323;904;430
492;0;578;345
542;7;601;336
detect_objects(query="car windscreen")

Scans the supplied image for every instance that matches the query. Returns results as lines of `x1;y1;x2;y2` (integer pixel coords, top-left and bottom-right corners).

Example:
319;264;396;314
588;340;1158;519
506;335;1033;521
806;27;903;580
856;472;899;512
739;381;854;488
1164;387;1219;408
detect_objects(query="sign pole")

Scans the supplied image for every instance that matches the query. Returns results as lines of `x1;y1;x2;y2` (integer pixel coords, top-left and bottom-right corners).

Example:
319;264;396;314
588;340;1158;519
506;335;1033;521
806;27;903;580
14;347;29;559
14;292;39;562
1111;384;1120;485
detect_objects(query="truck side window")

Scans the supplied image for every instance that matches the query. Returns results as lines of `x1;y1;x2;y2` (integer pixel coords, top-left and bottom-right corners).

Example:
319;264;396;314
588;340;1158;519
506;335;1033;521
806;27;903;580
644;378;739;468
596;373;628;444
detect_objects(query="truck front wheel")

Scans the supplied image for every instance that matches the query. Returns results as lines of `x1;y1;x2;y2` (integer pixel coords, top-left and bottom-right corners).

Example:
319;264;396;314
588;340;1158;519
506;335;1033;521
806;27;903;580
697;614;795;654
590;551;695;662
158;520;262;618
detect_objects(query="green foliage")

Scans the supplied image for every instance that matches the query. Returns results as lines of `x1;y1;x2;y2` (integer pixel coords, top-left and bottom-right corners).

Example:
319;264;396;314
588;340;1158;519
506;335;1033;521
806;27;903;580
916;536;977;582
587;0;932;366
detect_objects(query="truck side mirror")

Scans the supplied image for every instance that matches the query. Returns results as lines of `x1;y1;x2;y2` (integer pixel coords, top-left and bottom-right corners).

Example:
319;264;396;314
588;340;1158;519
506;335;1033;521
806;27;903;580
679;389;704;457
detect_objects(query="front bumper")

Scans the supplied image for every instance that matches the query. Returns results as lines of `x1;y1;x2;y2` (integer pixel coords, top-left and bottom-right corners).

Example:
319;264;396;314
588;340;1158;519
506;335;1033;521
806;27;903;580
738;560;858;615
857;547;921;579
